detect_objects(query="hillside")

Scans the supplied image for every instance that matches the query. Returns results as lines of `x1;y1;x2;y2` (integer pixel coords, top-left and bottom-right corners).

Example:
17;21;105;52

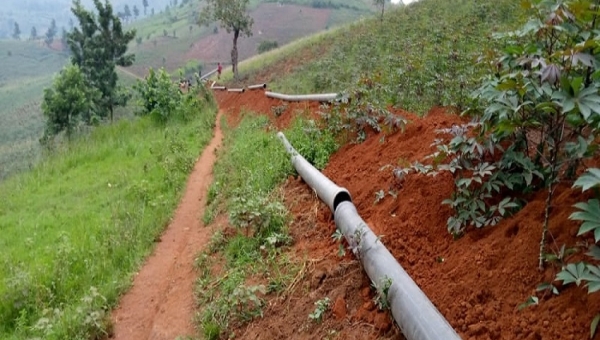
125;0;377;77
197;0;600;339
0;0;375;181
13;0;596;338
0;40;68;180
0;0;173;38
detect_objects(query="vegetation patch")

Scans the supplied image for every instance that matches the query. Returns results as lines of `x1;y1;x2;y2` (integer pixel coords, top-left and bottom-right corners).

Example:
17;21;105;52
196;112;337;339
0;78;216;339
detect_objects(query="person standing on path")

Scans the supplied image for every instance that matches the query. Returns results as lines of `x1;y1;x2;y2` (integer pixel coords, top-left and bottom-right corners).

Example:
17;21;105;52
217;62;222;80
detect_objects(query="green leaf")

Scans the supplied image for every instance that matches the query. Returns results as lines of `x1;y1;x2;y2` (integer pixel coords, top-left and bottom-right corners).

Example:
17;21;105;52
556;263;587;286
587;245;600;261
573;169;600;192
591;313;600;339
571;200;600;242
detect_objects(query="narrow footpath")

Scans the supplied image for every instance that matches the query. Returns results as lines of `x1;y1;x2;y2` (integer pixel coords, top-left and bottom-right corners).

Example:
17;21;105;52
110;111;224;340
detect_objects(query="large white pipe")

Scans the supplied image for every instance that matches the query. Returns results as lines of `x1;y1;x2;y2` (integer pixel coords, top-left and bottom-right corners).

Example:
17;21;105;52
277;132;461;340
227;88;245;93
266;91;338;102
248;83;267;90
200;68;218;81
276;132;350;212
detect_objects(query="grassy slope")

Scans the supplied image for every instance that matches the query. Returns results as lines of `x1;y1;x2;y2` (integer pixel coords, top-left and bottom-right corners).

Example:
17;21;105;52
0;41;68;180
227;0;525;115
0;96;216;339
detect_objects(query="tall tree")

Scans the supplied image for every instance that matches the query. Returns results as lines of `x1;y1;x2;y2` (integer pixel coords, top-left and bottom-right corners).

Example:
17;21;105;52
142;0;149;15
133;5;139;18
68;0;136;121
30;26;37;40
124;4;132;21
45;19;57;46
12;22;21;40
60;27;69;51
198;0;253;79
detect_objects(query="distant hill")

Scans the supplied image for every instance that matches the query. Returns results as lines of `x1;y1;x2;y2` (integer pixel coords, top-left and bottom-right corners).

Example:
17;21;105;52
0;0;173;39
127;0;375;77
0;0;375;180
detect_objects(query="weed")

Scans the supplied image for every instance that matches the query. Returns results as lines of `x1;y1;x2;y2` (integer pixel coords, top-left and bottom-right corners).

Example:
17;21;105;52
372;276;392;311
309;297;331;323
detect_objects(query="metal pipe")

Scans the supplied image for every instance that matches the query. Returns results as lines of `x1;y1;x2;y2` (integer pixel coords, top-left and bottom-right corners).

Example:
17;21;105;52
276;132;350;213
266;91;338;102
227;88;245;93
277;132;461;340
248;83;267;90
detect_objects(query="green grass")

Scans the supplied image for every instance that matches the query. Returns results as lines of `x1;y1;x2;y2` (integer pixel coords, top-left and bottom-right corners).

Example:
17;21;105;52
0;97;216;339
215;24;348;83
197;112;337;339
223;0;525;115
0;41;68;180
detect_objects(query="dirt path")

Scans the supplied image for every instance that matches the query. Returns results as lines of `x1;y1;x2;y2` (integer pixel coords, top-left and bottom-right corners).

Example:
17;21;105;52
110;111;224;340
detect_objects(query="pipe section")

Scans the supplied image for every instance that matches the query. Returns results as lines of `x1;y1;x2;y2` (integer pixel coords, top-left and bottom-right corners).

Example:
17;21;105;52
276;132;350;213
277;132;461;340
266;91;338;102
248;83;267;90
335;202;461;340
200;68;218;81
227;88;245;93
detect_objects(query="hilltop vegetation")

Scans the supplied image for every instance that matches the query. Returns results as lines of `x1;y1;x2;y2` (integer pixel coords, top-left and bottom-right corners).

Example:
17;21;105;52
0;40;69;180
0;0;375;181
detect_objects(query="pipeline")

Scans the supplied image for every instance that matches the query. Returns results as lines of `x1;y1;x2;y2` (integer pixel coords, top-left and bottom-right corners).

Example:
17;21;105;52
248;83;268;90
276;132;461;340
266;91;338;102
200;68;218;81
210;81;226;91
227;88;246;93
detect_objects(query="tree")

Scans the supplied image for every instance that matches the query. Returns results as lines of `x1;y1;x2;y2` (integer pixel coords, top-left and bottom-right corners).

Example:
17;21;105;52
69;18;74;30
30;26;37;40
60;27;69;51
41;64;97;140
13;22;21;40
68;0;136;121
45;19;57;46
198;0;253;79
124;4;132;21
151;7;154;16
373;0;388;22
142;0;148;15
133;5;139;18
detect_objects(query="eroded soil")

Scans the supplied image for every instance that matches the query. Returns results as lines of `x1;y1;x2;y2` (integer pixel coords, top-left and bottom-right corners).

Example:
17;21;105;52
214;90;600;339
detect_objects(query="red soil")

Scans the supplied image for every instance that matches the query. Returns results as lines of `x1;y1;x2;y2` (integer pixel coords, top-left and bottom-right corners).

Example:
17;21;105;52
184;3;331;65
109;111;224;339
214;89;322;129
213;88;600;339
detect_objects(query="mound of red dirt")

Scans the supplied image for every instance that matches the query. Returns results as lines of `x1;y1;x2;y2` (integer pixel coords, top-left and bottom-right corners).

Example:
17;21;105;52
320;107;600;339
238;177;403;340
213;89;322;129
213;90;600;339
